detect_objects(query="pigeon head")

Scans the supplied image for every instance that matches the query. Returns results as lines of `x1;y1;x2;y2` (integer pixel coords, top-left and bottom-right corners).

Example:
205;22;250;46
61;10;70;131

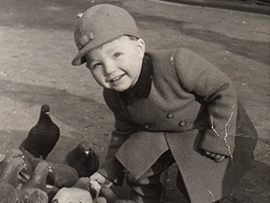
41;104;50;114
65;141;99;177
0;149;24;175
4;149;23;162
0;156;26;187
79;141;92;154
29;161;51;190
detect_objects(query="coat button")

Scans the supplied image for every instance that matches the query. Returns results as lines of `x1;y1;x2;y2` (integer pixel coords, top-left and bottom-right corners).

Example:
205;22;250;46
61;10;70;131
179;121;187;127
144;124;151;129
166;113;174;119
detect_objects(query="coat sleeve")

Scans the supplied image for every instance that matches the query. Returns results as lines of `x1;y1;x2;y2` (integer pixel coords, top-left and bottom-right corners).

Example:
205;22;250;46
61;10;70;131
97;89;137;185
173;49;238;157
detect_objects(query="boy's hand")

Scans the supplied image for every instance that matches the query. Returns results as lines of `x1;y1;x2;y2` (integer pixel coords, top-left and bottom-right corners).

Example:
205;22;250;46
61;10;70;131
90;172;113;187
204;151;226;162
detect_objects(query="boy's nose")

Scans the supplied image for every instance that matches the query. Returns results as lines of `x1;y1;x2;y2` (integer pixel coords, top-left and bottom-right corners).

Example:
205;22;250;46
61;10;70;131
104;61;117;76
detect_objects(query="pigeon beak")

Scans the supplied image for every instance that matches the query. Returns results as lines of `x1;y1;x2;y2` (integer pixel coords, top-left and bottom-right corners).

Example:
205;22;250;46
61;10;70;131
85;150;90;156
23;163;27;170
46;184;55;189
48;166;53;173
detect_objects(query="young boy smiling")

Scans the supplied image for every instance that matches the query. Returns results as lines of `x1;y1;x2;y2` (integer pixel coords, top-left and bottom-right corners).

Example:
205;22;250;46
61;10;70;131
84;36;145;93
71;4;257;203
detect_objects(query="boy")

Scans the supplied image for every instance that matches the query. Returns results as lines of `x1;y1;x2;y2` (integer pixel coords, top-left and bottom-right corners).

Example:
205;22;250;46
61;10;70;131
71;4;257;203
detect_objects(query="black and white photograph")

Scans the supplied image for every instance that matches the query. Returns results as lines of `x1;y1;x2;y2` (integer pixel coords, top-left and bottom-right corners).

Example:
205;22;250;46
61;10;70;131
0;0;269;202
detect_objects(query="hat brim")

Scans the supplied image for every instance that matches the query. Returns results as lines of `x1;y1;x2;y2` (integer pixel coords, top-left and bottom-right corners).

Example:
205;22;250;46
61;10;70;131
71;35;125;66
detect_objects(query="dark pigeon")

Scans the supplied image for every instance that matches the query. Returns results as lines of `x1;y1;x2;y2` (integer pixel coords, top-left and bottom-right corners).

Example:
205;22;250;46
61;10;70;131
19;104;60;160
30;157;79;188
65;141;99;177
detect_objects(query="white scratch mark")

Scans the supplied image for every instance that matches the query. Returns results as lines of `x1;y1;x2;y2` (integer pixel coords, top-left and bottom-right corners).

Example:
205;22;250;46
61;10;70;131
210;104;236;163
208;190;215;202
210;115;220;137
224;104;235;162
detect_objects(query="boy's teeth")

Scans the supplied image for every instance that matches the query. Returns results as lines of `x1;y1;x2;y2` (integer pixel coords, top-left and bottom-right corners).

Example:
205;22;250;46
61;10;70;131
111;75;124;82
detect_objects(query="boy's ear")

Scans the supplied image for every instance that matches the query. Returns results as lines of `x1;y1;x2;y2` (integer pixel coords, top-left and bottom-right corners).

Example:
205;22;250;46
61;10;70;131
136;38;145;59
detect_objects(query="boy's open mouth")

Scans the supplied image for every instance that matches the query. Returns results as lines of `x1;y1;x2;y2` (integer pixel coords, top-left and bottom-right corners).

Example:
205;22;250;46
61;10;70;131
110;74;126;83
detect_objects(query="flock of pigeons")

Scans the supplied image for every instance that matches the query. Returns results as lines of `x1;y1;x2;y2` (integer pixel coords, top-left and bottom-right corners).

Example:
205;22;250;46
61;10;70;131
0;104;120;203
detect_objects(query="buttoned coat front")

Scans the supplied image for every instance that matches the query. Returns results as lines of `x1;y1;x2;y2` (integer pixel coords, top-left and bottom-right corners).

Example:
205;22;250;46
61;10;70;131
98;48;257;203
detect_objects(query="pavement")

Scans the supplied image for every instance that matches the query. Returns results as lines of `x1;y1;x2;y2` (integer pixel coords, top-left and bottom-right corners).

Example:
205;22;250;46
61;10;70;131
0;0;270;202
163;0;270;15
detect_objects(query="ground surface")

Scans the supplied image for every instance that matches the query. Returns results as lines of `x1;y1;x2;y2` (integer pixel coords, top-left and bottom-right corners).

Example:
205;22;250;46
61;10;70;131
0;0;269;202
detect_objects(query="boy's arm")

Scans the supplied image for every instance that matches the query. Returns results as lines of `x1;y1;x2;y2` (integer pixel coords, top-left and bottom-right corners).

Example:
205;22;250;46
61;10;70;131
97;89;137;185
97;129;133;185
174;49;237;157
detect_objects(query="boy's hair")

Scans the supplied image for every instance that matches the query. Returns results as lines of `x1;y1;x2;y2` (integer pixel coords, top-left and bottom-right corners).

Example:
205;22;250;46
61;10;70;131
125;35;139;41
72;4;142;66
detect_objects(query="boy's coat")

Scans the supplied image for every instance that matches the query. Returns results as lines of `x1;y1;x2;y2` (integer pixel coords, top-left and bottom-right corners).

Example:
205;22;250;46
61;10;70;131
99;48;257;203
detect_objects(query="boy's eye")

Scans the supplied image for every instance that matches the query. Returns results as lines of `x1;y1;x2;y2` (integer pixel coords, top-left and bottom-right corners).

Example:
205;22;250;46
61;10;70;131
113;53;121;58
93;63;102;69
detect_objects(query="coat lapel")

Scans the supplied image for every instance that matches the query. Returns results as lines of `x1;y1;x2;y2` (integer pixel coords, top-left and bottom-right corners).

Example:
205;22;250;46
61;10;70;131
115;131;169;179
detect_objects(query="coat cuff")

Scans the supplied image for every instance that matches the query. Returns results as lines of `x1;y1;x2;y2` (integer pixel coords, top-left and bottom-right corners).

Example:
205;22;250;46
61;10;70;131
97;160;125;186
200;129;235;156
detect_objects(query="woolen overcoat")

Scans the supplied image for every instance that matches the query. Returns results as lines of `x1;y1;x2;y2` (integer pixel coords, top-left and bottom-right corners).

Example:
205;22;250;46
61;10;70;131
98;48;257;203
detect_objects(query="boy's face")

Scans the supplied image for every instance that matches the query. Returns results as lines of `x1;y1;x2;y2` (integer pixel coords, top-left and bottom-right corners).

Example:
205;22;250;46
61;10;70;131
85;36;145;92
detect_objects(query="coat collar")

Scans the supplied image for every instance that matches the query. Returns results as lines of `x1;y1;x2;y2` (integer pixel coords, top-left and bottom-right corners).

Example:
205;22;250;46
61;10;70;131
120;54;153;105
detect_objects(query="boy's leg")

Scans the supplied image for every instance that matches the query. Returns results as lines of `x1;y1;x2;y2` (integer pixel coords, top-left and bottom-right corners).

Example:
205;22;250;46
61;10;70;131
126;150;175;203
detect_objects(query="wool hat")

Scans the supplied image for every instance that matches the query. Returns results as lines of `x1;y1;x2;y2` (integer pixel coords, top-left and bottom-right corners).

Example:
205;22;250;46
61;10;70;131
72;4;141;66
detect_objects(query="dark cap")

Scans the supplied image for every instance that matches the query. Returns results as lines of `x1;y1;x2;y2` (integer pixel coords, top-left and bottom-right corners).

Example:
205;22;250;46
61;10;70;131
72;4;141;66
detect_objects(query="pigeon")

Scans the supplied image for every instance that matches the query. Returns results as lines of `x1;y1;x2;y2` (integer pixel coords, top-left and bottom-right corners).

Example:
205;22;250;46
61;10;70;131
0;149;23;172
51;178;94;203
0;149;28;185
18;150;59;201
29;157;79;188
0;156;26;203
17;160;51;203
19;104;60;160
65;141;99;177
